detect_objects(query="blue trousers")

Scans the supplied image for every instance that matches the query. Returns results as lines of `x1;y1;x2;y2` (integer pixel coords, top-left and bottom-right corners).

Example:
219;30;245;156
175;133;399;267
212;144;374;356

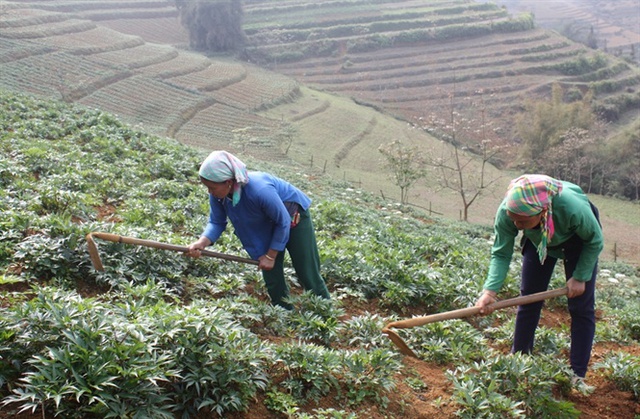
513;204;599;378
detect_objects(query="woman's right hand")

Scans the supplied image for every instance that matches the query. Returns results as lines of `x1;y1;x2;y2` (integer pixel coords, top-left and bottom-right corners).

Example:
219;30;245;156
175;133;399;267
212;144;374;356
475;290;497;315
185;237;212;258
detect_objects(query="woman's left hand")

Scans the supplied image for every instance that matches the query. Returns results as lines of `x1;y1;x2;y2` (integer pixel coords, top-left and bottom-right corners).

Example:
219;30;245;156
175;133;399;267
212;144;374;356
566;277;586;298
258;255;275;271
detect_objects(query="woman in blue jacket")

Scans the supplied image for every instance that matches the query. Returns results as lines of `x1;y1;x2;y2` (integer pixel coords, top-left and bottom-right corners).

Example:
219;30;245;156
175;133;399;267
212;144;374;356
187;150;330;309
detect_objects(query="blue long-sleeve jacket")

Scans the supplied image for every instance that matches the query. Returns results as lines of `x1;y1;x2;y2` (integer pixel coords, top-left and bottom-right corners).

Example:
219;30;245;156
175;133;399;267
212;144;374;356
201;171;312;259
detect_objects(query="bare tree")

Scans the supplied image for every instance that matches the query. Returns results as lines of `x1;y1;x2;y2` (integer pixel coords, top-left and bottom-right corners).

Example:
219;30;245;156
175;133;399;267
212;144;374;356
275;122;296;155
378;140;425;205
420;88;503;221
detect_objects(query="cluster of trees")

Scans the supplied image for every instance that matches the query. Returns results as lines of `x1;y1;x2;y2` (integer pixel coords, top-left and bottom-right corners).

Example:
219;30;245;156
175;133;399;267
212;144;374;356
380;83;638;221
175;0;245;52
517;84;640;201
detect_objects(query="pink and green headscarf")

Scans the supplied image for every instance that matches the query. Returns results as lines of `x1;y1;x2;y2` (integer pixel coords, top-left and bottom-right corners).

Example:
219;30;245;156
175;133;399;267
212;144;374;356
505;174;563;263
198;150;249;206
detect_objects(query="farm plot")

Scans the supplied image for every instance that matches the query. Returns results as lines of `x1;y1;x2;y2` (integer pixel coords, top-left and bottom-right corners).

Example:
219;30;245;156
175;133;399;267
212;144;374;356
166;60;248;92
78;75;204;137
175;102;283;159
0;37;54;63
289;99;378;170
27;24;144;55
0;7;69;29
272;23;640;139
88;43;179;70
75;7;178;22
261;86;331;123
135;49;211;79
205;67;301;112
242;0;522;63
0;50;125;100
0;18;95;40
98;16;187;45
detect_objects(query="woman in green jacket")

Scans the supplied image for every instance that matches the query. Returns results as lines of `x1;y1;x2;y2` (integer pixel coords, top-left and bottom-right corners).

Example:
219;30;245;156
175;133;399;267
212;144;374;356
475;174;603;390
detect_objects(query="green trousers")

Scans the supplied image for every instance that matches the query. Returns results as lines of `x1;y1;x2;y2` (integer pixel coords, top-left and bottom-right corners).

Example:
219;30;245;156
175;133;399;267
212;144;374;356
261;208;330;309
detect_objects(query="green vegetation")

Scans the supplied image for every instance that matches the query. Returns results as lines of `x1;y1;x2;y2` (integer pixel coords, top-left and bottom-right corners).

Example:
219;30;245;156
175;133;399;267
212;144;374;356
1;91;639;417
516;83;640;200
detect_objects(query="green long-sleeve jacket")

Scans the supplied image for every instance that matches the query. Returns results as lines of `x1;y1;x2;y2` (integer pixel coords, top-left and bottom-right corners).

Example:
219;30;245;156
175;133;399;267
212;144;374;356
484;181;603;292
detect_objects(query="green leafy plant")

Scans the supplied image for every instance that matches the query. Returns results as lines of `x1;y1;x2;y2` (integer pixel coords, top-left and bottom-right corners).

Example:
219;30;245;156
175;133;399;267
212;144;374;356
339;348;400;407
447;353;580;418
595;352;640;399
274;343;341;403
406;320;487;364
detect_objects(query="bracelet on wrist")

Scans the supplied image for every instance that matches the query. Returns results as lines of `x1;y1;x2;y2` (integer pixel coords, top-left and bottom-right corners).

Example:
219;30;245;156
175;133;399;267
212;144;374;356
264;254;274;261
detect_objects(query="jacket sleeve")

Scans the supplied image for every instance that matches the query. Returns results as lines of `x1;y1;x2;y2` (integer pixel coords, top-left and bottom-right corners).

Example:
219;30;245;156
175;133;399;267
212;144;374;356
567;205;603;281
201;195;228;244
484;207;518;292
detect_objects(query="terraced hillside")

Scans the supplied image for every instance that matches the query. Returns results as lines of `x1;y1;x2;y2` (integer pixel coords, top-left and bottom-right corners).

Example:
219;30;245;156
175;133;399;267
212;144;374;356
0;0;500;211
0;0;302;164
489;0;640;64
242;0;640;155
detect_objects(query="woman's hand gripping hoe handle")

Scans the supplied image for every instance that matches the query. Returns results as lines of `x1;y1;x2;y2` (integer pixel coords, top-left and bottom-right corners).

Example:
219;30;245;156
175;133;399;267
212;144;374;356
382;288;568;358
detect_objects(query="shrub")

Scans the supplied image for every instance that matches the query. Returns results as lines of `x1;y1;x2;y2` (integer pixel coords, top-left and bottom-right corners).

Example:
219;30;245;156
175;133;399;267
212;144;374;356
274;343;341;402
447;353;580;418
595;352;640;399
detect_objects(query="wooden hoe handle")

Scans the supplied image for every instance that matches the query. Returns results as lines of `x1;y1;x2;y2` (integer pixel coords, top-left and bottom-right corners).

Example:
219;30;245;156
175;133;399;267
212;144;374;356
385;287;568;330
90;232;258;266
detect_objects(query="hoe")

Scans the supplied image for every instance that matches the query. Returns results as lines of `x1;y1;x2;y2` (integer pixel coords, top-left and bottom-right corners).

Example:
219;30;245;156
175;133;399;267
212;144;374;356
86;231;258;271
382;287;568;358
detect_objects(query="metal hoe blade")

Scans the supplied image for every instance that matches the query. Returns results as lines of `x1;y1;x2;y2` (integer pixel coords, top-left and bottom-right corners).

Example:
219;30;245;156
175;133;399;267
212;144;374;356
86;233;105;271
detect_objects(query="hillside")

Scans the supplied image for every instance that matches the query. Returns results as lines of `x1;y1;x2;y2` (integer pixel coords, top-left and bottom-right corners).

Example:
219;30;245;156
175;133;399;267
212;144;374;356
487;0;640;65
240;0;640;149
1;90;639;419
0;0;639;266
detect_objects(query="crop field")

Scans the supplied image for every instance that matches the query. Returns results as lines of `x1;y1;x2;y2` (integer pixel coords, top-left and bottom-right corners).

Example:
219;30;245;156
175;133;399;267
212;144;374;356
99;16;187;45
34;26;144;55
491;0;640;60
0;50;127;99
78;75;204;136
174;102;281;154
88;42;179;70
1;91;639;419
0;0;638;267
135;49;211;79
167;59;248;91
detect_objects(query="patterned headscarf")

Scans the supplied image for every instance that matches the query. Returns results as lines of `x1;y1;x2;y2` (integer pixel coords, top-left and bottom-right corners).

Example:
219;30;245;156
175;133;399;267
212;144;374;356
198;150;249;206
505;174;563;263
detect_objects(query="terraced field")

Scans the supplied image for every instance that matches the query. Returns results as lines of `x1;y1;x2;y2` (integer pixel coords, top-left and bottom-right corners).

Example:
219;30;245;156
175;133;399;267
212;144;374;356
0;0;300;162
242;0;640;154
490;0;640;63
